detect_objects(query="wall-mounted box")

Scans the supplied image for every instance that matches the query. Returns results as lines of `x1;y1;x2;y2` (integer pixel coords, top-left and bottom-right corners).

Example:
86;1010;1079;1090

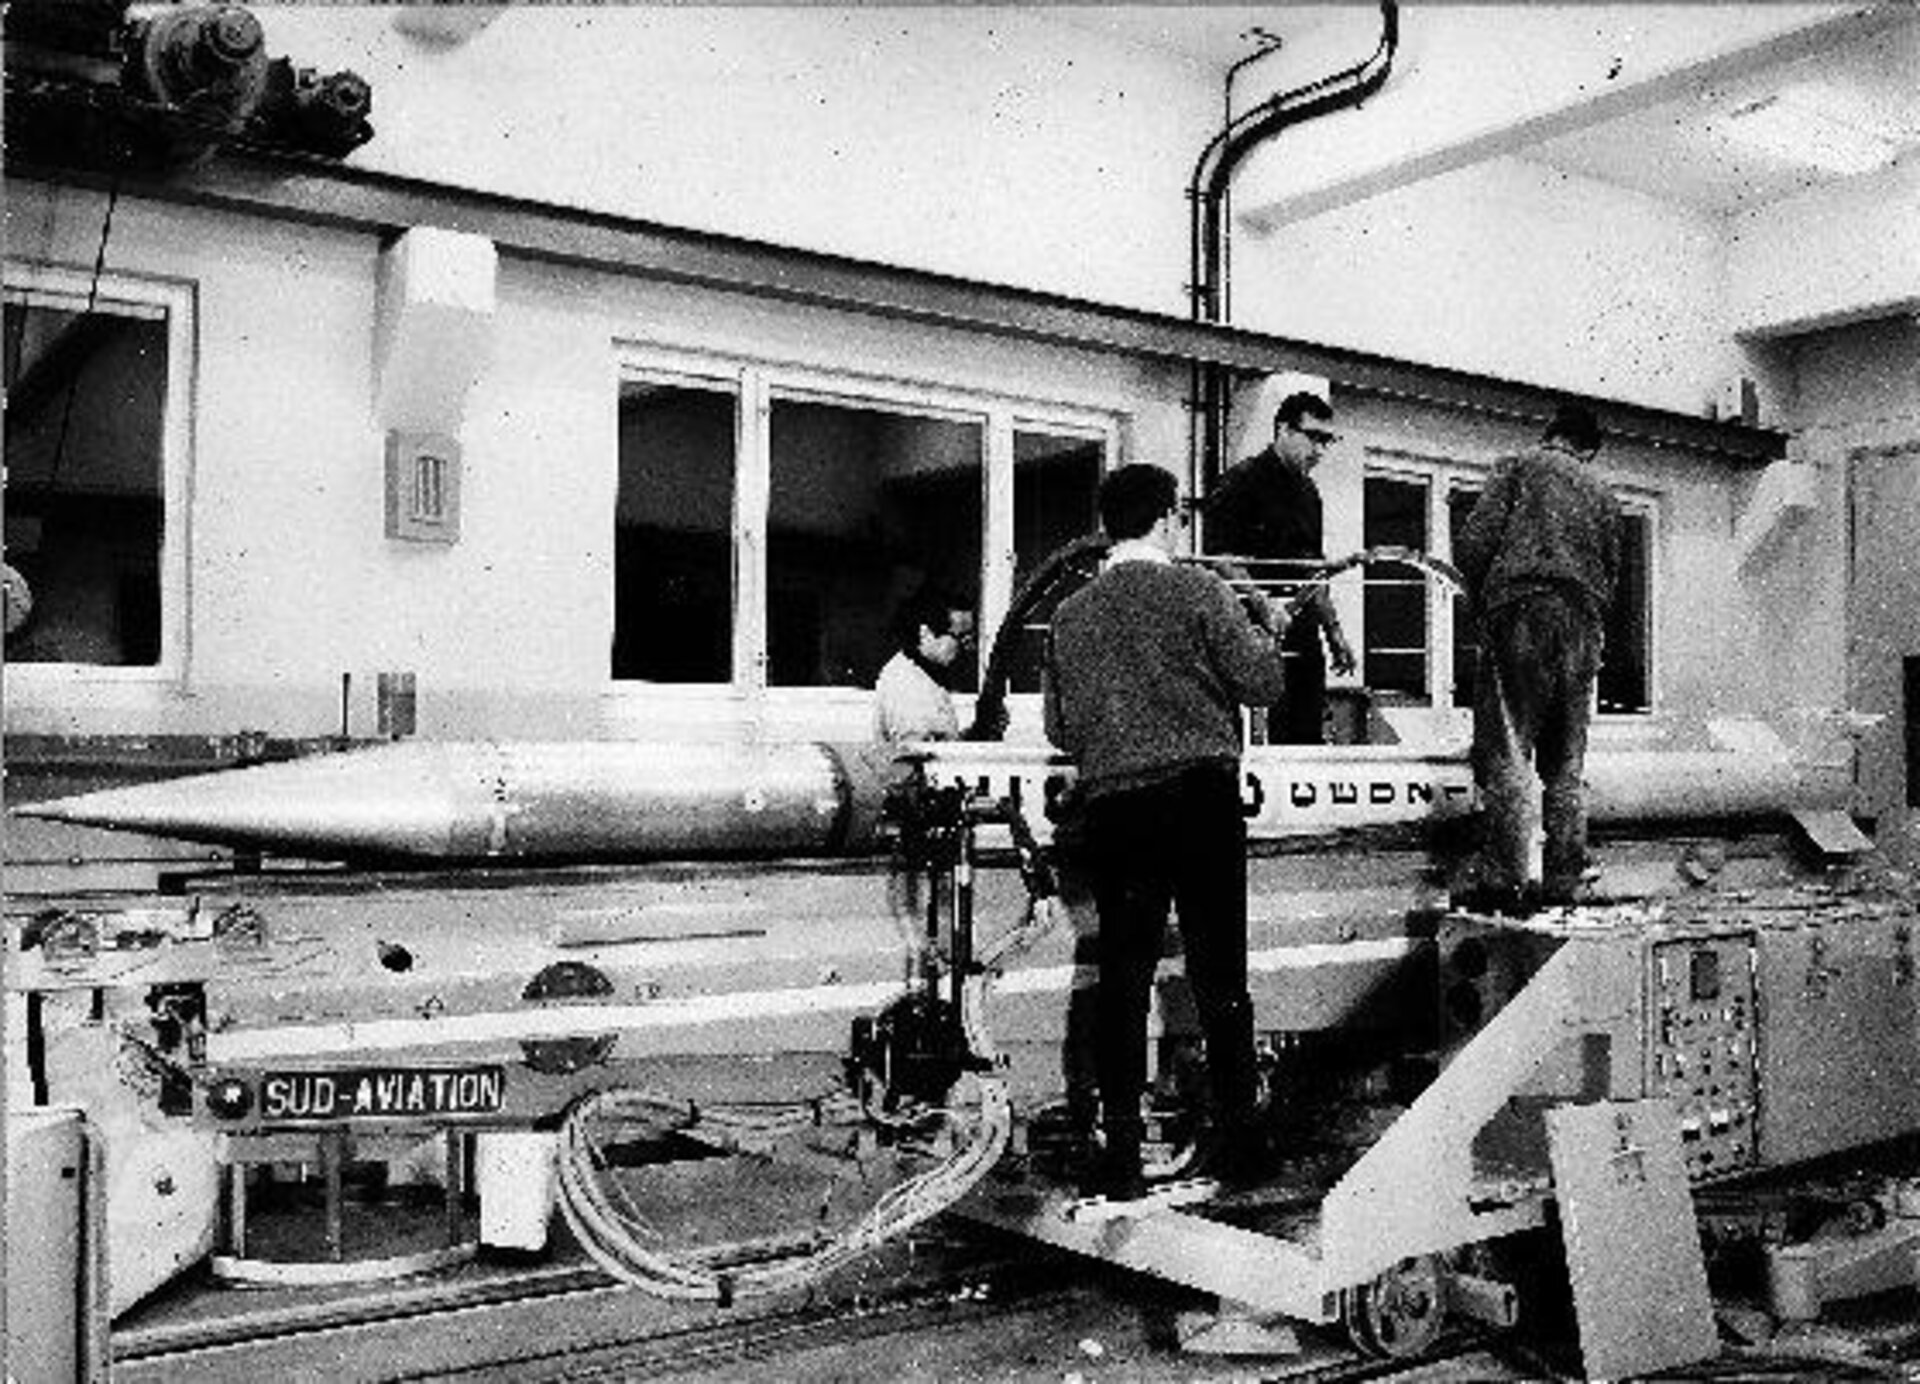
373;226;496;434
1734;458;1817;572
385;431;462;543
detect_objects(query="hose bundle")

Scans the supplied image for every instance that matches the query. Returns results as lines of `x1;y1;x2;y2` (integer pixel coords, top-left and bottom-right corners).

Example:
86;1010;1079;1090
554;968;1013;1302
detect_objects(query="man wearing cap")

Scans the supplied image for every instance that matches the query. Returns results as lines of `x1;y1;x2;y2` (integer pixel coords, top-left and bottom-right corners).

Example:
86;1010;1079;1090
1455;402;1622;912
1204;392;1356;744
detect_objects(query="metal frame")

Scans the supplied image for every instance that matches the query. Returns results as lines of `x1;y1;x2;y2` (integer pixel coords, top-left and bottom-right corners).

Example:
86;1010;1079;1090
959;925;1652;1321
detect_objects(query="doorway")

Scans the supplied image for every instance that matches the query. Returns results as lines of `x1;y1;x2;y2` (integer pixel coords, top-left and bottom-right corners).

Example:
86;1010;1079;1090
1848;440;1920;864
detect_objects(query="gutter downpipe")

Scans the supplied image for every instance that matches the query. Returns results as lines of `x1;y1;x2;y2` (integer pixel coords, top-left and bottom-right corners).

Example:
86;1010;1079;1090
1187;0;1399;499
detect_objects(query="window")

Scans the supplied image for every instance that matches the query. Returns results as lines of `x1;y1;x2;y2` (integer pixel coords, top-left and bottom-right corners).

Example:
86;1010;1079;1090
1445;485;1480;707
1361;473;1431;698
614;377;738;682
1005;426;1103;694
614;352;1110;703
1361;447;1654;715
1596;507;1652;715
768;396;985;689
3;267;191;672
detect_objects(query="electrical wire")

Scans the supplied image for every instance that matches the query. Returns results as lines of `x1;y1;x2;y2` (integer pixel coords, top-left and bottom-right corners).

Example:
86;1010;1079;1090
553;845;1069;1302
555;1033;1011;1300
42;176;120;493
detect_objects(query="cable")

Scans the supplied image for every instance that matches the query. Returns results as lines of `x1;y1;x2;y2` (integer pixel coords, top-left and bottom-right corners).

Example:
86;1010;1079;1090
553;789;1074;1302
43;176;120;493
554;904;1055;1298
555;1059;1010;1300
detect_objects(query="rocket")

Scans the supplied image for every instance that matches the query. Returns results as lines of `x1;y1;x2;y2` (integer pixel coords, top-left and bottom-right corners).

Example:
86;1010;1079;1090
10;739;909;864
9;727;1855;867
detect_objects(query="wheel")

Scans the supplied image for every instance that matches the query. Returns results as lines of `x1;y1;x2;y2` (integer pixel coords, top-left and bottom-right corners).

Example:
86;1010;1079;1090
1342;1254;1448;1359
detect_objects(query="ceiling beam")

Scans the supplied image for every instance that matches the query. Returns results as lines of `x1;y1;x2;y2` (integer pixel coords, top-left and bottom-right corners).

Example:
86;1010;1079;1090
1234;5;1903;232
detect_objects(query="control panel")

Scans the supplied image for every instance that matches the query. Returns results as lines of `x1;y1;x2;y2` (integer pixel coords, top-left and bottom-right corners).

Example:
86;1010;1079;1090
1647;931;1759;1182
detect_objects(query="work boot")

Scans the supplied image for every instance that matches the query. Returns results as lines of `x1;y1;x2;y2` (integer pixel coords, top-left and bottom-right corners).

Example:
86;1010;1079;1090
1540;864;1603;908
1080;1122;1147;1201
1027;1096;1100;1180
1195;1121;1278;1190
1197;997;1273;1189
1450;882;1534;917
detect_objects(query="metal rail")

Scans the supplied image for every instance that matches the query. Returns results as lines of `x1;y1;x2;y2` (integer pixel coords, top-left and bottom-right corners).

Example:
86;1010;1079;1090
113;1243;1525;1383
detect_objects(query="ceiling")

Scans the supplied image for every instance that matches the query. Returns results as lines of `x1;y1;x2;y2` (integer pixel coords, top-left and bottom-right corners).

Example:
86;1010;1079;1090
1055;5;1919;216
1523;12;1920;213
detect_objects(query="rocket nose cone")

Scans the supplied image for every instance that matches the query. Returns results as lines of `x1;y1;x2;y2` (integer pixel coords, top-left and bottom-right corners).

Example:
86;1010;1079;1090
11;793;129;827
11;781;235;835
5;742;468;858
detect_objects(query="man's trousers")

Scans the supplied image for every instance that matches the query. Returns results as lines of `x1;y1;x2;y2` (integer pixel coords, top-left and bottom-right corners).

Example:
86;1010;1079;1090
1081;763;1257;1148
1471;589;1603;900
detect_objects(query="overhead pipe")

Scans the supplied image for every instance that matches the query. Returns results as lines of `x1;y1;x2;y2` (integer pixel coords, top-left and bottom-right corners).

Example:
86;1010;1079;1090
1215;25;1287;327
1186;1;1399;496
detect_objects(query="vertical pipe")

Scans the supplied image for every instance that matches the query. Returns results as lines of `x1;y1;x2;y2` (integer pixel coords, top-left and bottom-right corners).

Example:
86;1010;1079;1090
443;1129;464;1246
1185;3;1398;492
951;803;975;1022
321;1128;344;1261
225;1161;249;1260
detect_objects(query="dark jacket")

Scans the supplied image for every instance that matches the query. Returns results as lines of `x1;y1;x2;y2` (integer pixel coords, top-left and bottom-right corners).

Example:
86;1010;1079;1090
1044;557;1287;798
1204;448;1324;563
1456;443;1622;627
1204;448;1326;635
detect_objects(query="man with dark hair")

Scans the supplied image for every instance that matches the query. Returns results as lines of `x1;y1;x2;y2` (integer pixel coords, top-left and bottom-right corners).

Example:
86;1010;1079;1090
872;586;975;742
1204;391;1356;743
1455;402;1623;911
1045;463;1289;1199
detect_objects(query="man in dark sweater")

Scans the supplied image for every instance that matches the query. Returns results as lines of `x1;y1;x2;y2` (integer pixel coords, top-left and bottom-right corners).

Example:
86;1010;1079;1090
1455;403;1623;911
1204;391;1356;743
1045;464;1289;1200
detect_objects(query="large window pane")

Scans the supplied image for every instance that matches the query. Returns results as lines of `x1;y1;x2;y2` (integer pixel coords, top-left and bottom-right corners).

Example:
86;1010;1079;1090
614;380;736;682
1448;486;1481;708
1450;486;1652;715
1598;510;1651;714
768;399;983;689
1006;429;1101;694
3;297;166;666
1362;473;1429;700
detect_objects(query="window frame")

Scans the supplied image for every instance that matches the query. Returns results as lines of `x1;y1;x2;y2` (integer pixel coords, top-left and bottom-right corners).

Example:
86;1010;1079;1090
1359;440;1659;718
3;261;196;686
611;340;1119;712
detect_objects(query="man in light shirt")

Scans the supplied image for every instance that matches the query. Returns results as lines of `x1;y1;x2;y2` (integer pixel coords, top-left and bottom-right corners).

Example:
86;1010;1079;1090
872;587;975;743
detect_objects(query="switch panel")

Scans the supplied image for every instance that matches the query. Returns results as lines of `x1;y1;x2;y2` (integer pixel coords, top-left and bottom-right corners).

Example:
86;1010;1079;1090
1647;932;1758;1182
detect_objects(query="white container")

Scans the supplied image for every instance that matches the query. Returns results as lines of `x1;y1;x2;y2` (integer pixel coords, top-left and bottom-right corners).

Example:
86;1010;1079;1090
475;1130;558;1251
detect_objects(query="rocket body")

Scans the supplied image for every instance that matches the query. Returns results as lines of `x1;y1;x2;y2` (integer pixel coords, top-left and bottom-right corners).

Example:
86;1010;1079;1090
9;731;1850;866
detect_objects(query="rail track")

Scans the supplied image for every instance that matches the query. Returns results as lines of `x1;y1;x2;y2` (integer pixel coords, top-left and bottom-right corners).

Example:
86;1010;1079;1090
110;1225;1536;1384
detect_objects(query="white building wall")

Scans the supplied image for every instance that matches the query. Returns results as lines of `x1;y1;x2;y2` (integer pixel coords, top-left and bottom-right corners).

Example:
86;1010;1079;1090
1788;316;1920;855
250;4;1882;417
7;7;1898;746
1228;159;1738;417
257;5;1217;315
2;180;1184;741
